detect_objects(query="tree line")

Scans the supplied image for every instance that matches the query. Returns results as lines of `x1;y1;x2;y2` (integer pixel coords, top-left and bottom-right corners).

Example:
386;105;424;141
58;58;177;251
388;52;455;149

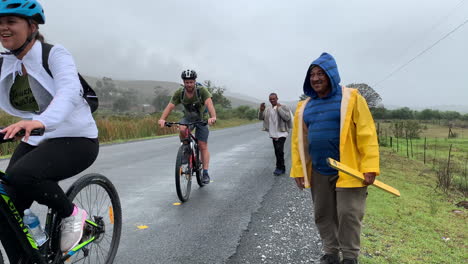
94;77;259;120
371;107;468;121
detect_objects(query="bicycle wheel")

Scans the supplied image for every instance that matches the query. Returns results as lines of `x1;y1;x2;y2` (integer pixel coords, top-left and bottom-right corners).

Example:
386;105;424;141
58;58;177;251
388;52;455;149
64;173;122;264
194;144;204;187
175;144;192;202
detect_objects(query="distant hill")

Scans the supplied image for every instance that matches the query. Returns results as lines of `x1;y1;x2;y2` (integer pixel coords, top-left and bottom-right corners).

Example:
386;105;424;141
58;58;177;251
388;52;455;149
82;76;181;98
82;75;265;108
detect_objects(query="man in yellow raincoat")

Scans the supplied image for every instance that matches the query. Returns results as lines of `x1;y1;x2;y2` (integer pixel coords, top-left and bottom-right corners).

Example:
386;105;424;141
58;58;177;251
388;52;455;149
290;52;380;264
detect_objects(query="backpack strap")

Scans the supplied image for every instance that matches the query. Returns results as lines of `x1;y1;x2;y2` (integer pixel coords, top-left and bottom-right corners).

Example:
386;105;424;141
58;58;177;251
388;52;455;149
0;43;98;112
0;43;53;77
180;85;202;104
41;43;98;113
41;43;53;78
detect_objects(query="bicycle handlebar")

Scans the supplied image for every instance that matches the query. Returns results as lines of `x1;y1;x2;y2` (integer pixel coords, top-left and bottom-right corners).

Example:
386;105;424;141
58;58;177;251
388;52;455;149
164;121;208;127
0;128;45;143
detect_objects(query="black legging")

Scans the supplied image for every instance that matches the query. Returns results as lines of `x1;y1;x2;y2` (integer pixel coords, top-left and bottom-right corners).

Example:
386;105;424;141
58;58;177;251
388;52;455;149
0;137;99;264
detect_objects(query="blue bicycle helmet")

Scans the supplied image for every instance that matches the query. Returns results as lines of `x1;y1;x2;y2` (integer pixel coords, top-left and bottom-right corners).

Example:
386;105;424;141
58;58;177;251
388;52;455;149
0;0;45;24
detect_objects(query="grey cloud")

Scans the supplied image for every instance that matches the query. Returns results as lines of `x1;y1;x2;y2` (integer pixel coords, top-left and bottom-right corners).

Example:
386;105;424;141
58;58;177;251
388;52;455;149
37;0;468;107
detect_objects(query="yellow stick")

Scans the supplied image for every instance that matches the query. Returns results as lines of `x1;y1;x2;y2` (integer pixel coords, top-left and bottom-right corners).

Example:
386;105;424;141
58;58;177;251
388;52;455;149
327;158;401;197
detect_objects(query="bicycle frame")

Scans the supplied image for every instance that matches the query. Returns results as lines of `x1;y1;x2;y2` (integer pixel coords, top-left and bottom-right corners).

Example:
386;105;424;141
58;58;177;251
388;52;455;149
181;127;199;169
0;171;101;264
0;171;46;264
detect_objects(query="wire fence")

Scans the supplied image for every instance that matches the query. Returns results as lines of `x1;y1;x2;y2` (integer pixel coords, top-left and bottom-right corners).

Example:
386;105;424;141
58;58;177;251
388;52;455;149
377;123;468;196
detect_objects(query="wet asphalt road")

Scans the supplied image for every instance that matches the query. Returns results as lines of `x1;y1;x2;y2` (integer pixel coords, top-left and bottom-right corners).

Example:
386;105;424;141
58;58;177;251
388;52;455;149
0;123;323;264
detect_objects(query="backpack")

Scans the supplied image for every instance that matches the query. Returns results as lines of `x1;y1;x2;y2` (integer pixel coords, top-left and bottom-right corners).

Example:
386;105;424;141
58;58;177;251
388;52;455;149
180;84;202;104
180;84;208;116
0;43;98;113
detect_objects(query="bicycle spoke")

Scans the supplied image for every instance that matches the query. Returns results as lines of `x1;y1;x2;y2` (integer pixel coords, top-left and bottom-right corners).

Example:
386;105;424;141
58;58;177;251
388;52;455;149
64;175;121;264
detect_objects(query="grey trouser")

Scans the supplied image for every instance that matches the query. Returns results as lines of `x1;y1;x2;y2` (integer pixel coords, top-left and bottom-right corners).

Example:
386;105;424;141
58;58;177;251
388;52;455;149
311;170;367;259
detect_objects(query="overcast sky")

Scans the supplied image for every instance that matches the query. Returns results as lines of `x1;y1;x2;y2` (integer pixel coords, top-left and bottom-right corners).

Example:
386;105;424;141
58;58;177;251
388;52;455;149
40;0;468;108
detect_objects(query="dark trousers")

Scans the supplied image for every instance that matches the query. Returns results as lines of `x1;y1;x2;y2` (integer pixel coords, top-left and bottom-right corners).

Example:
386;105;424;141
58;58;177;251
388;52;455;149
0;137;99;264
272;137;286;171
310;171;368;259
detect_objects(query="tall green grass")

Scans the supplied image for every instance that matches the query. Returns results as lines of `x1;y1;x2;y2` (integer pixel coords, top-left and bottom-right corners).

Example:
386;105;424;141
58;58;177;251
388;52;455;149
0;112;258;156
378;121;468;195
360;149;467;263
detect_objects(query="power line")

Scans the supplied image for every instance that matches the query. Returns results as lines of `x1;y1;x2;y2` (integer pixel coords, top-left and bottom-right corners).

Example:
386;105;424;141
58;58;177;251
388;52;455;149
393;0;465;64
373;17;468;87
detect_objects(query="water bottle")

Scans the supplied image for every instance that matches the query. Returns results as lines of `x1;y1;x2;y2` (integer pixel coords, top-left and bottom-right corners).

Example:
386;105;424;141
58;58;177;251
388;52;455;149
23;209;48;246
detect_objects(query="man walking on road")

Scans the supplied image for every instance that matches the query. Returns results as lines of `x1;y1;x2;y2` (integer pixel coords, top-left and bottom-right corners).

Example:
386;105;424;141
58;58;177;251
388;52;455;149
258;93;292;176
290;53;380;264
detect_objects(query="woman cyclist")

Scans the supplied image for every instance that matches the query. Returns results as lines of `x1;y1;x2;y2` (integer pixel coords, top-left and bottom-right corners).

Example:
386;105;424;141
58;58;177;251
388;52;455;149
0;0;98;261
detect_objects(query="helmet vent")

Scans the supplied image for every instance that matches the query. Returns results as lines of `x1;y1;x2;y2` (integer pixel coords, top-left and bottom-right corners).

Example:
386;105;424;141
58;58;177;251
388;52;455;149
6;3;22;9
29;4;36;9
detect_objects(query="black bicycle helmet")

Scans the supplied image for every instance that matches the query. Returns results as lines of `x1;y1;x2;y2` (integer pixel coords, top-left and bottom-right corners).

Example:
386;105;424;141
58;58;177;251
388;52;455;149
181;69;197;80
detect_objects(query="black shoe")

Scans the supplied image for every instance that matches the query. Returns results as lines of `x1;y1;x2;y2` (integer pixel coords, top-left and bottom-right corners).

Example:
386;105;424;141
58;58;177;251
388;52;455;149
342;259;358;264
273;168;282;176
202;171;210;184
319;254;340;264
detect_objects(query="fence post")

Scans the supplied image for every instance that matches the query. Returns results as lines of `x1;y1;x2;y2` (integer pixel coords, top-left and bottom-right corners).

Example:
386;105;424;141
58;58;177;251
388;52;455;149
446;144;453;190
406;131;409;158
377;123;380;145
464;152;467;195
424;137;427;164
396;137;399;153
410;137;413;158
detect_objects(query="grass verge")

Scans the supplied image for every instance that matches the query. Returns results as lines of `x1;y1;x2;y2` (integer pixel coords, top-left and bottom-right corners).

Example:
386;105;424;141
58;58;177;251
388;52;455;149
360;149;467;263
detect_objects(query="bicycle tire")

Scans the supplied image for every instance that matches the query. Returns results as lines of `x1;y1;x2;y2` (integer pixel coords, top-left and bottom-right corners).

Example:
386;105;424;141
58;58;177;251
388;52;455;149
175;145;192;202
194;144;204;187
63;173;122;264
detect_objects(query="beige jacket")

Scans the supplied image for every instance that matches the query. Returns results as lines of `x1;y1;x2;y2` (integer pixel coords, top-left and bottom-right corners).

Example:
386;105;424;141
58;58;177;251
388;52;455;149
258;104;293;132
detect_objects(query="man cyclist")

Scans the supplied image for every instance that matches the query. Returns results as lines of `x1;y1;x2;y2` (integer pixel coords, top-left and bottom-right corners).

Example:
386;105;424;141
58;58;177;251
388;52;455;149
158;69;216;184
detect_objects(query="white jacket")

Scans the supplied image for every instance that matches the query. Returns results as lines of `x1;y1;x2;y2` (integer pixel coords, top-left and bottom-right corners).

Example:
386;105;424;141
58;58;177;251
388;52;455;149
0;41;98;146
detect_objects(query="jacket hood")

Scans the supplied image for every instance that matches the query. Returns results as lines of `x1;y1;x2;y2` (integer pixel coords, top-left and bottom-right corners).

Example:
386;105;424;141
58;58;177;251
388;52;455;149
303;52;341;98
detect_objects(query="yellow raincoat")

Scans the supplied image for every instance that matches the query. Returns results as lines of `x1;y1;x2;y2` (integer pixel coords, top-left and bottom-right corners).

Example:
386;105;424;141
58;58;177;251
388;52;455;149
290;86;380;188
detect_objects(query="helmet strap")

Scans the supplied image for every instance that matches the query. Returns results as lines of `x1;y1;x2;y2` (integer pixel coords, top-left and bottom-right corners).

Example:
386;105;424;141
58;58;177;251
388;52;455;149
1;31;38;56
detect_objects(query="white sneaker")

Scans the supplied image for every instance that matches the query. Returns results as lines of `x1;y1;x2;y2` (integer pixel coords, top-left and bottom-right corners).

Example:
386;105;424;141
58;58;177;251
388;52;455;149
60;207;87;252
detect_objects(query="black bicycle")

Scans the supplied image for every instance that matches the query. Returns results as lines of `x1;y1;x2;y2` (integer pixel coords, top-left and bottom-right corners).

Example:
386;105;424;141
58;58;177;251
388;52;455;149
165;121;207;202
0;129;122;264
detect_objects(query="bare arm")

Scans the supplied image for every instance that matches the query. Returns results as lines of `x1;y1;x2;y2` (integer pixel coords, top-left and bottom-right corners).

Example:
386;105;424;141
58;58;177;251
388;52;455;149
158;103;176;127
258;103;266;120
204;98;217;125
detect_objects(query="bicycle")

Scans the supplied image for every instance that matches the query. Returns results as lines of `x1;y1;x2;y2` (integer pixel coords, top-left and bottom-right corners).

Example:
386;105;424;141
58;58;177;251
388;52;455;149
0;129;122;264
165;121;207;202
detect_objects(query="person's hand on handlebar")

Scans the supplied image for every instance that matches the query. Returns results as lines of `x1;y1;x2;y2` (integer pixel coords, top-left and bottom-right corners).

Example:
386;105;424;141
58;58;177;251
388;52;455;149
1;120;45;142
208;117;216;125
158;119;166;128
